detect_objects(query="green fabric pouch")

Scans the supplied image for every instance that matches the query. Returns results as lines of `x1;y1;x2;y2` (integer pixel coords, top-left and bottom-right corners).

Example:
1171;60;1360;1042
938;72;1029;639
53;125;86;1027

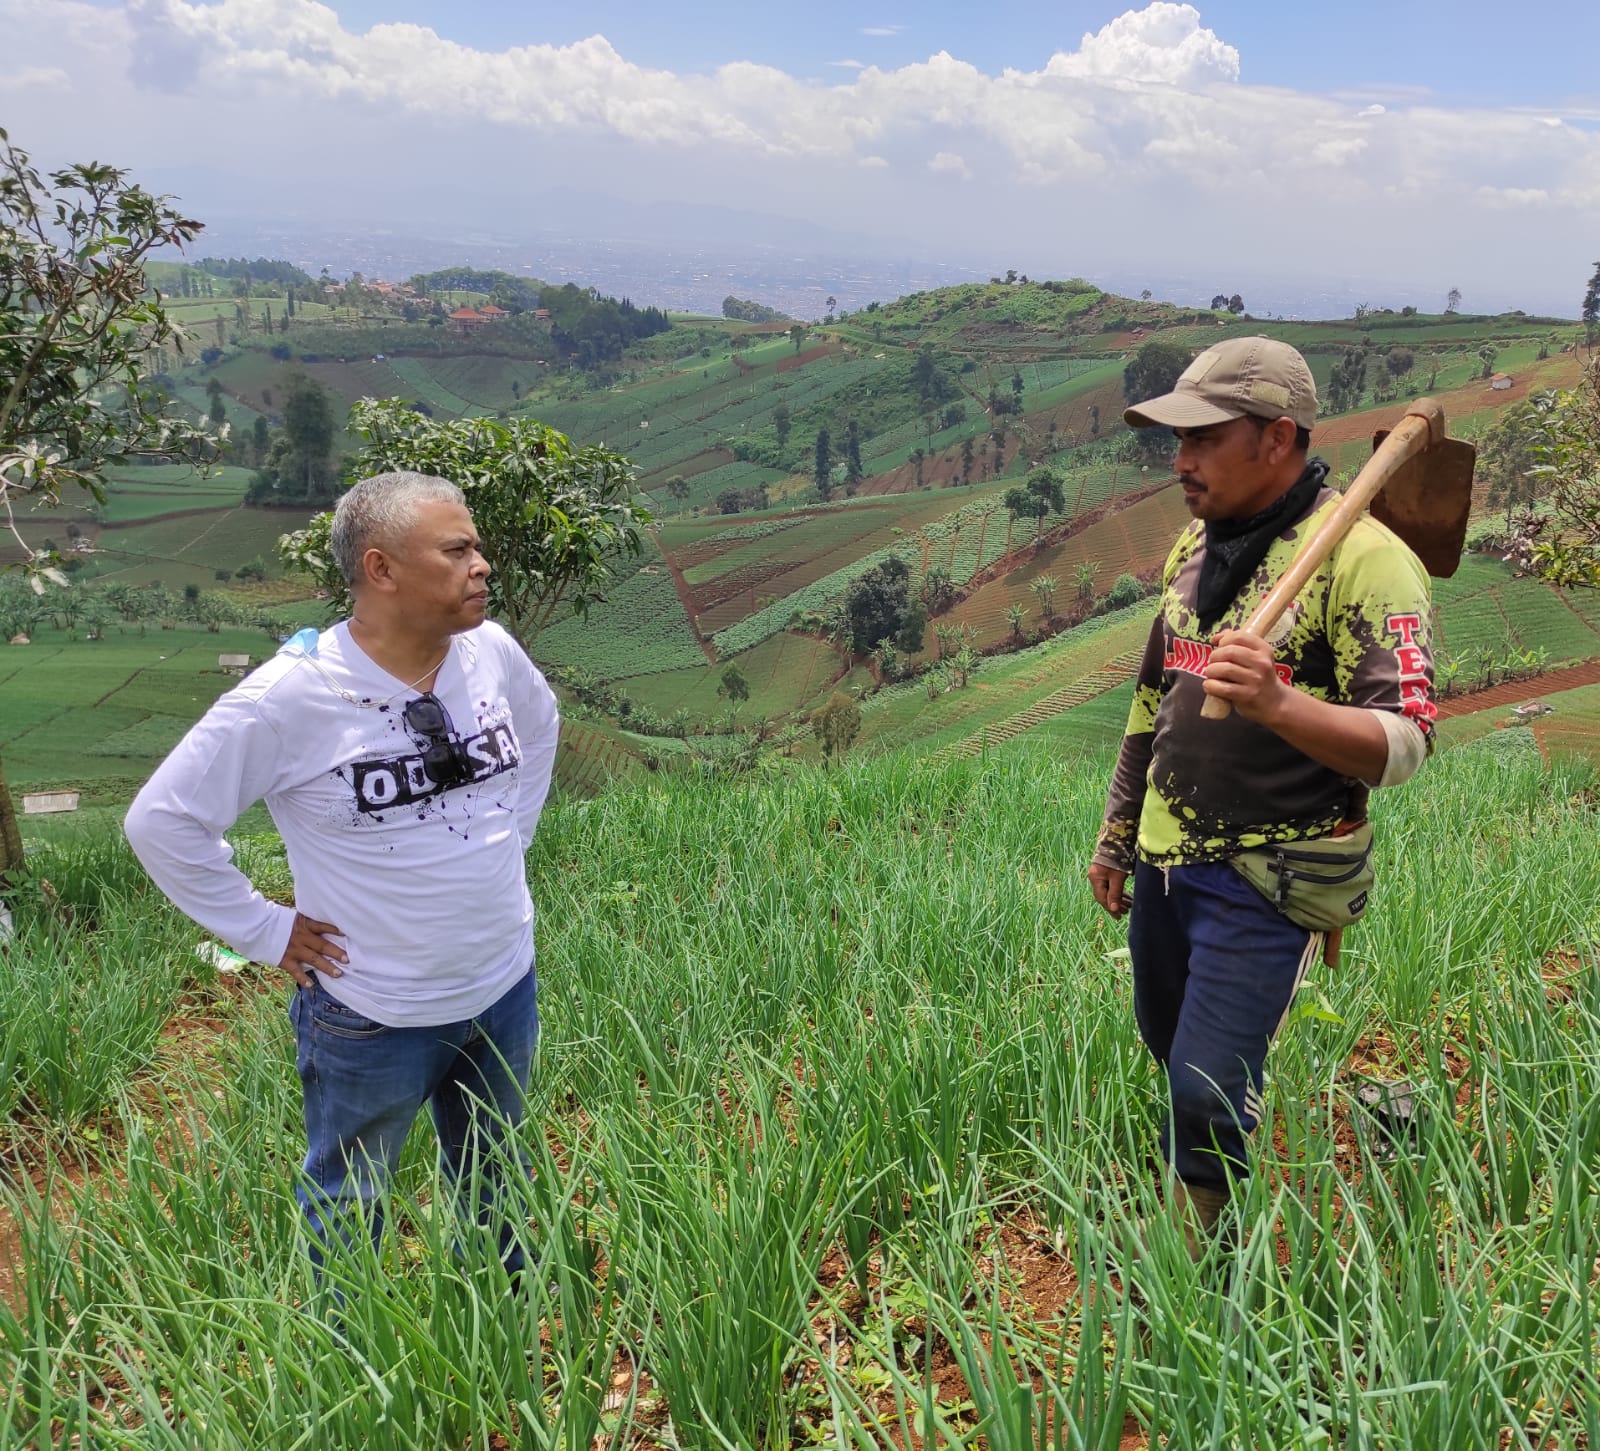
1229;822;1375;933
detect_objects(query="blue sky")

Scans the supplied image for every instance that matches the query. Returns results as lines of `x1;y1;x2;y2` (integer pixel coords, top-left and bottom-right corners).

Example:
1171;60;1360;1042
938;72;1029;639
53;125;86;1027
8;0;1598;313
313;0;1599;109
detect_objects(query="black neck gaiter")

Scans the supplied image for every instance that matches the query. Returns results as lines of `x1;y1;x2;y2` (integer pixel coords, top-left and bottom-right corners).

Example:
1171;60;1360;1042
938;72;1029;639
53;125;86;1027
1196;458;1328;634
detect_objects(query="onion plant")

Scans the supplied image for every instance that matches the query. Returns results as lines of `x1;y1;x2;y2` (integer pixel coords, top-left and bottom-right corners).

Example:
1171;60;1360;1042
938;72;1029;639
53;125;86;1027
2;745;1596;1447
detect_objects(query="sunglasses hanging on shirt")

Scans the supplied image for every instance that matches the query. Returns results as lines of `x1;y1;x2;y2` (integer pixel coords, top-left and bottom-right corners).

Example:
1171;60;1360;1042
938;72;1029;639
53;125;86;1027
403;692;474;789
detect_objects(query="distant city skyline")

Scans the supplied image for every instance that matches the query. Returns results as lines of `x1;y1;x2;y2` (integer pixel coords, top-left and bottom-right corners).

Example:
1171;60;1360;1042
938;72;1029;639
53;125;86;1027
4;0;1596;319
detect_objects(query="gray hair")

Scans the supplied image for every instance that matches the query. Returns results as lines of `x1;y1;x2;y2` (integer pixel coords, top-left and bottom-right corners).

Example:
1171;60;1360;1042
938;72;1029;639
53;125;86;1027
330;471;465;588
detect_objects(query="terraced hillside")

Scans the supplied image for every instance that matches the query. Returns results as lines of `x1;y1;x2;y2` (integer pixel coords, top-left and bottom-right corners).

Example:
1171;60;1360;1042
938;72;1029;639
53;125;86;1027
10;270;1594;812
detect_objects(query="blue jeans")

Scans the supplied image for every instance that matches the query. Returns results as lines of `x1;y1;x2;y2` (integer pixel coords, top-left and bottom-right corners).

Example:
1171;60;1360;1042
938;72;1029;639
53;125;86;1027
288;966;539;1273
1129;860;1322;1193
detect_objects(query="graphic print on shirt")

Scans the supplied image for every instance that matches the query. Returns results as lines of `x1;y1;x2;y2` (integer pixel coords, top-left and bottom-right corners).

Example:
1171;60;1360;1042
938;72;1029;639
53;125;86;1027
1093;487;1437;873
351;720;521;814
334;698;522;836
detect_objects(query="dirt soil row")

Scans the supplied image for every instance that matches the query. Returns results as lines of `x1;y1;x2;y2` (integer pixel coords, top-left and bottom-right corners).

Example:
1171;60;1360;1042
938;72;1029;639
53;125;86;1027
1436;656;1600;719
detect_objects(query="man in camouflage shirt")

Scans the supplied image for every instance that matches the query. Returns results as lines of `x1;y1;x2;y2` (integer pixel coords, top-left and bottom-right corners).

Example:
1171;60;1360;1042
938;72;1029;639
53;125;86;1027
1087;336;1436;1248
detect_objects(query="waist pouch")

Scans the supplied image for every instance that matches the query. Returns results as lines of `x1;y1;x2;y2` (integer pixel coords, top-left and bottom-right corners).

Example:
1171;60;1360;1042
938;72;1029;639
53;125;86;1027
1229;821;1375;933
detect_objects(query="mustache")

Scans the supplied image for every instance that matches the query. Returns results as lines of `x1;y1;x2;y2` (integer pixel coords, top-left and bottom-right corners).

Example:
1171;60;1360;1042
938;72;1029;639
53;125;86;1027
1179;473;1206;490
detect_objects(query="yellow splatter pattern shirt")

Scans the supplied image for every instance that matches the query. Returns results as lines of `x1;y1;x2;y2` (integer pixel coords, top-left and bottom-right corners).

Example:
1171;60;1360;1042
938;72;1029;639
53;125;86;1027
1094;487;1436;872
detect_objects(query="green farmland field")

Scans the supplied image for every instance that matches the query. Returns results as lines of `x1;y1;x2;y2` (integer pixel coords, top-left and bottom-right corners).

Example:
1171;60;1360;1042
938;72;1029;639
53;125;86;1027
622;630;847;722
0;625;277;798
2;745;1597;1447
531;561;708;678
88;507;311;589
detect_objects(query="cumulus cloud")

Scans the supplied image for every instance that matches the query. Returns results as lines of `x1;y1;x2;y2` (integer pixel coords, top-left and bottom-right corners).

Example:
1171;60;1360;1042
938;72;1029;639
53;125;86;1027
21;0;1575;209
3;0;1597;306
1045;3;1238;86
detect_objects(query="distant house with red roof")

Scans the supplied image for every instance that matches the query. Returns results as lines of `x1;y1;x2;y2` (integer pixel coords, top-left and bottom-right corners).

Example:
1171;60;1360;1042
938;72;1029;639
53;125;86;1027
449;306;487;334
477;304;508;320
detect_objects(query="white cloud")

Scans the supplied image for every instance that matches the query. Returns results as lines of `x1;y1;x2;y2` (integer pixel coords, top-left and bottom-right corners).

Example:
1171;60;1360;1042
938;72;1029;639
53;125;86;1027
1477;185;1552;207
0;64;70;89
1045;3;1238;86
861;25;904;37
4;0;1596;307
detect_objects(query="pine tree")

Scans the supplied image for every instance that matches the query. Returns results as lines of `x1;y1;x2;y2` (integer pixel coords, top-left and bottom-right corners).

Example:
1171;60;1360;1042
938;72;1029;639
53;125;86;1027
1583;262;1600;346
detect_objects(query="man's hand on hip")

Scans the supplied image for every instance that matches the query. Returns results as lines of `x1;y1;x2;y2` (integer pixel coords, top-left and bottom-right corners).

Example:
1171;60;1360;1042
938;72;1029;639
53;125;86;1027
278;914;348;988
1088;862;1130;919
1203;628;1288;725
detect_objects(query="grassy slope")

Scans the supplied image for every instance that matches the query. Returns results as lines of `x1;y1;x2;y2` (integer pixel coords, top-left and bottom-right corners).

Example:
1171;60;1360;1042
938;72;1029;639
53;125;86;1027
3;747;1597;1446
9;278;1591;802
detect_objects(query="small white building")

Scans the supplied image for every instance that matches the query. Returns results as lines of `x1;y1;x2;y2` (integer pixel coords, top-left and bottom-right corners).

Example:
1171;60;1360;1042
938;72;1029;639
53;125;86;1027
23;790;80;815
1490;373;1513;391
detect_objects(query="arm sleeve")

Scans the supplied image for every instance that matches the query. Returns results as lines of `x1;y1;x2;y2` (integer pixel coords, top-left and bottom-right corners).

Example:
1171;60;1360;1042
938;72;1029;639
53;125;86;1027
1325;530;1438;753
1093;612;1166;873
123;690;298;967
505;638;560;852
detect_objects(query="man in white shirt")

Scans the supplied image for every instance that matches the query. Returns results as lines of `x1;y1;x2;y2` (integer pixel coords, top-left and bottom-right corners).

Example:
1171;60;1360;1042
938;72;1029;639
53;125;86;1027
125;471;560;1275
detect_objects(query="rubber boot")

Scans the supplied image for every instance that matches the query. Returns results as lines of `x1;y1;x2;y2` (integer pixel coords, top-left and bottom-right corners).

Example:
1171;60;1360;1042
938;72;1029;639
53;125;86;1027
1169;1179;1229;1263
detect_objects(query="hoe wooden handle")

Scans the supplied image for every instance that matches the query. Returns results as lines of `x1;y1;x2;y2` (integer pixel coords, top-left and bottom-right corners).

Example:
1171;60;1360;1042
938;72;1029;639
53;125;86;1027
1200;400;1446;721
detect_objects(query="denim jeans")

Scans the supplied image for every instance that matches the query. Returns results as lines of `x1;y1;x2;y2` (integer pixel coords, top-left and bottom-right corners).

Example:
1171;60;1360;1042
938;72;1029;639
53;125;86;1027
288;966;539;1273
1128;860;1323;1192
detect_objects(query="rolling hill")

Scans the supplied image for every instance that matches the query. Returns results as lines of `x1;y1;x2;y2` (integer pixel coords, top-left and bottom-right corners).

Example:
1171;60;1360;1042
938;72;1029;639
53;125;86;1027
3;271;1593;805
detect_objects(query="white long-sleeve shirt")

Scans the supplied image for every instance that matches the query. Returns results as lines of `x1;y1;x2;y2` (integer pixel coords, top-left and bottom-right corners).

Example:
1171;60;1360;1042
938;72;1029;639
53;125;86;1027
125;619;559;1027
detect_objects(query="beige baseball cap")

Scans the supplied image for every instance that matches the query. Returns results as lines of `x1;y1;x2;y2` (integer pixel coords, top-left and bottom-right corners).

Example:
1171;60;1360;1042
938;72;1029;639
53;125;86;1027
1123;336;1318;431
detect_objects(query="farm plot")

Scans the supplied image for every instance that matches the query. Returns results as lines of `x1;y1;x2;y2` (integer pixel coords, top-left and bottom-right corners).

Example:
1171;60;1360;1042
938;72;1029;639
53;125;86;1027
540;361;752;442
1001;677;1139;758
1431;556;1507;611
428;355;538;409
659;462;790;516
631;360;885;478
665;515;806;574
172;385;264;432
97;466;254;523
859;608;1154;755
1488;577;1600;662
554;718;644;797
545;355;886;482
939;486;1191;651
622;631;846;722
532;565;707;678
383;356;486;416
682;526;819;587
302;358;409;410
1391;558;1600;674
1532;681;1600;765
0;627;272;793
3;732;1600;1449
688;488;1007;640
89;507;313;589
209;351;289;411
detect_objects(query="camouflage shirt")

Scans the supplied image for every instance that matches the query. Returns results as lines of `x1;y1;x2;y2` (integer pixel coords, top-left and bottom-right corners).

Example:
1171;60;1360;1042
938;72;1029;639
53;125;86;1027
1094;483;1437;872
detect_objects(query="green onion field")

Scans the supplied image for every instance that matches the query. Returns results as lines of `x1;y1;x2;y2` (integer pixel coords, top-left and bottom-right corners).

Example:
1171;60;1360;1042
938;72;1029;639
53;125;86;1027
2;742;1596;1447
